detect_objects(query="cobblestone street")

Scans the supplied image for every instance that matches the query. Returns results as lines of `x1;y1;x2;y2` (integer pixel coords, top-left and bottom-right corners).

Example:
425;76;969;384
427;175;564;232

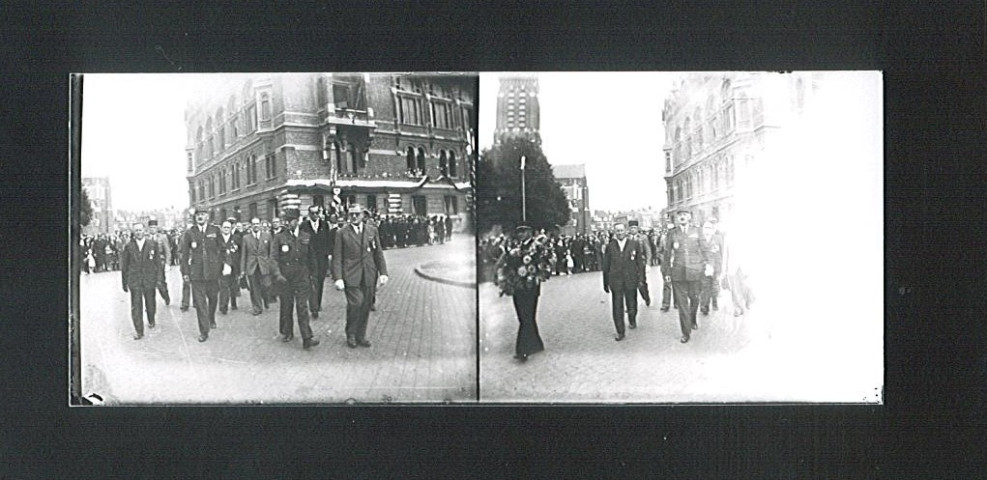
479;264;883;403
79;236;476;404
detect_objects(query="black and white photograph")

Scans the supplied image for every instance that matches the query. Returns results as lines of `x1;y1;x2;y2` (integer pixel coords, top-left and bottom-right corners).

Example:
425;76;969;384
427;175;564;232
73;72;478;404
477;71;884;403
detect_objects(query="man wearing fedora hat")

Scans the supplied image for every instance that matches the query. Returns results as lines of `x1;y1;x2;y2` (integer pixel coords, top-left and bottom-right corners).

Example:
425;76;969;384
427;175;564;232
331;204;388;348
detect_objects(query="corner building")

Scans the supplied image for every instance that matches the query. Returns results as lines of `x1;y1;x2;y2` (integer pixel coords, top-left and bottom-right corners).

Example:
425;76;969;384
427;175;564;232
185;73;476;227
661;72;821;225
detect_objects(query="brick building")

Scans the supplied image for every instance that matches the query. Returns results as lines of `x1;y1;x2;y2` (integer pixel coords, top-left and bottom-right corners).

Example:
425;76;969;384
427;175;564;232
185;73;475;228
662;72;820;226
493;75;541;145
553;163;591;235
82;176;113;235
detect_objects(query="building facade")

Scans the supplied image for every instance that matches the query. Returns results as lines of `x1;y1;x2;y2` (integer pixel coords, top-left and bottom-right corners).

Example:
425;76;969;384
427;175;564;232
661;72;820;226
185;73;475;228
553;164;591;235
82;176;113;235
493;75;541;145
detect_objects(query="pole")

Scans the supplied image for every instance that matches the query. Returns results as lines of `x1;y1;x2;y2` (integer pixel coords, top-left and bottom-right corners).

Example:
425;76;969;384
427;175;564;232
520;155;527;222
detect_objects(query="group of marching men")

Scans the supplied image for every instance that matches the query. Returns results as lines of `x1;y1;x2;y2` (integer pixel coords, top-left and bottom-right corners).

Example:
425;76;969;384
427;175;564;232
119;204;388;350
501;207;755;362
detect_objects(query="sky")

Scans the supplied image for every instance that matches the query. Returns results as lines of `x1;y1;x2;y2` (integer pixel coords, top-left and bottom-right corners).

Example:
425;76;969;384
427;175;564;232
81;74;200;211
480;72;676;212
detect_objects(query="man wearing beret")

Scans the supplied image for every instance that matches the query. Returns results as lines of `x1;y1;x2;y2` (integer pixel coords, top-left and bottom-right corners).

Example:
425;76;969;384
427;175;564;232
332;204;388;349
121;222;162;340
180;208;229;343
270;209;320;349
661;209;713;343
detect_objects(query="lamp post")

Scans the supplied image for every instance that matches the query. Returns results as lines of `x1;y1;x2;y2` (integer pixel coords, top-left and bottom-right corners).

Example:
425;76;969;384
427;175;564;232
520;155;527;222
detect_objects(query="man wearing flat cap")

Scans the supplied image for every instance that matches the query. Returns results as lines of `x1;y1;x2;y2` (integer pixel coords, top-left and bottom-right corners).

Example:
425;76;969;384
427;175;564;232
661;208;713;344
270;208;320;349
331;204;388;349
179;207;229;343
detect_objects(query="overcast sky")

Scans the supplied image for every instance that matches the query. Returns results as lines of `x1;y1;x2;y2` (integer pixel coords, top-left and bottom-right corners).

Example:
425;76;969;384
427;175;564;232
81;74;198;211
480;72;675;212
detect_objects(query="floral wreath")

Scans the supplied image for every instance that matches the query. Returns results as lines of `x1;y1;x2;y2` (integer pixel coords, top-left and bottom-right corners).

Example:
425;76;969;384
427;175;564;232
495;234;554;296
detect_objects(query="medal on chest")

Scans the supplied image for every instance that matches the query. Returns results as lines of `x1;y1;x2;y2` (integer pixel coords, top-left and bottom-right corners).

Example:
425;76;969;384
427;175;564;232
281;244;290;253
673;241;679;250
191;241;197;249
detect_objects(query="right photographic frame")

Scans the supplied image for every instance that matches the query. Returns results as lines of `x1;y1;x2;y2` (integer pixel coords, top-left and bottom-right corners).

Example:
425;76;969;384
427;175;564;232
476;71;884;403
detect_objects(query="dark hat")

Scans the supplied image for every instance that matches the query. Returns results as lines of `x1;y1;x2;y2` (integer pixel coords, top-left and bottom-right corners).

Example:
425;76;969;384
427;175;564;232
193;206;210;215
226;216;237;223
282;209;301;221
515;224;533;233
628;220;639;227
675;208;692;215
148;219;159;226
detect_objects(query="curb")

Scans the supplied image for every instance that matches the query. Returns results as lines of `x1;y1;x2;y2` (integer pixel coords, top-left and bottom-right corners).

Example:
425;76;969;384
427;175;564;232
414;263;476;289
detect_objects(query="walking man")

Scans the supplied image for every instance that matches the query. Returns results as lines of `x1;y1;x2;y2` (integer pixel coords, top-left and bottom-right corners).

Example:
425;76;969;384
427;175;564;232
661;209;713;343
148;219;171;305
300;205;332;319
331;204;388;349
628;220;653;306
602;222;647;341
121;222;161;340
270;209;320;349
218;220;240;315
180;207;229;342
240;217;273;315
659;223;676;312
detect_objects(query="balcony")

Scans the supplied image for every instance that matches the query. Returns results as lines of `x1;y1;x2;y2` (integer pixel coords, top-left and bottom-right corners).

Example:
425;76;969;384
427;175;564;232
326;108;375;128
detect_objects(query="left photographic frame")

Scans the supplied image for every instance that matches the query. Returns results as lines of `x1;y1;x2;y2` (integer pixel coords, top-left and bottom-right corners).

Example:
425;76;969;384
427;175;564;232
69;72;479;405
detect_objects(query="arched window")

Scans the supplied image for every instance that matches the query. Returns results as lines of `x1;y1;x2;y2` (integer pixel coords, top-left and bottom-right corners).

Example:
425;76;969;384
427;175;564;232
406;146;416;172
260;93;271;121
228;96;239;140
448;151;457;177
416;147;426;174
694;107;704;150
438;150;448;176
722;79;734;134
216;109;225;149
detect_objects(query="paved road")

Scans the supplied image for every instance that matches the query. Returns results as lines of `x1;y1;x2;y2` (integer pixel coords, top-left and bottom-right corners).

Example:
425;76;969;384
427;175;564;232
79;236;476;404
479;264;883;403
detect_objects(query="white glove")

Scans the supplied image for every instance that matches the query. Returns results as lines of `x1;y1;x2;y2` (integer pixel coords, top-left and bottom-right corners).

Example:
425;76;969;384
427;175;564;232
704;264;714;277
222;264;232;276
334;279;345;290
378;275;389;287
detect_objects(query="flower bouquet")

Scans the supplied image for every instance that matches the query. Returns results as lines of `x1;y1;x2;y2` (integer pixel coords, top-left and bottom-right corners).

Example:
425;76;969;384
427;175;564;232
495;235;554;296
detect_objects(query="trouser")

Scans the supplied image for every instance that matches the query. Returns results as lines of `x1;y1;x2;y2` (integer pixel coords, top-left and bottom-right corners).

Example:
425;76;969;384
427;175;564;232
672;280;702;336
638;275;651;304
181;277;193;309
218;274;238;312
157;266;170;304
699;275;719;312
246;270;269;311
129;285;156;335
610;287;638;335
279;271;313;340
512;288;544;356
309;255;329;314
191;279;219;336
344;282;375;341
661;277;675;308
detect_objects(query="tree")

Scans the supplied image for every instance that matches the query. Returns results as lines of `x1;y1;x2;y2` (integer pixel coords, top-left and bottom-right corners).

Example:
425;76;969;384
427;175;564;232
80;187;94;228
476;137;570;234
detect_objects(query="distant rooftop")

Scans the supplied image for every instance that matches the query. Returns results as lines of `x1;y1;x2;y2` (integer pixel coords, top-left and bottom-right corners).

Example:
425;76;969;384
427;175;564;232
553;164;586;179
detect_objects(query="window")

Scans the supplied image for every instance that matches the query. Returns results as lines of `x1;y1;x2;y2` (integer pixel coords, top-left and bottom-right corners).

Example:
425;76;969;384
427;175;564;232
260;93;271;121
664;151;671;172
412;195;427;216
219;168;226;194
190;184;196;203
406;146;416;172
267;199;278;220
246;104;257;132
216;109;225;149
333;83;350;109
398;95;421;125
312;195;324;208
448;151;457;177
438;150;448;176
328;141;342;171
416;147;427;174
265;154;276;179
187;151;194;172
232;161;240;189
444;195;458;215
366;195;377;213
205;119;214;158
246;155;257;184
248;202;258;221
209;176;215;198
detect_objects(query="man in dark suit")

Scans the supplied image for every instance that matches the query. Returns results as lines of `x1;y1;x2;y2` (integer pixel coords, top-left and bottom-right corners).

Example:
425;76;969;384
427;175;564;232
628;220;653;306
331;204;388;348
270;209;320;349
602;222;647;341
239;217;273;315
299;205;332;319
147;219;171;305
661;209;713;343
180;208;228;342
217;220;240;315
121;222;162;340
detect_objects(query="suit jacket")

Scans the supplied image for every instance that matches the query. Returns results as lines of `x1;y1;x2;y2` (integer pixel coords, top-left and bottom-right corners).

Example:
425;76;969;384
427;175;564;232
331;223;388;288
240;231;273;276
150;232;172;265
220;233;241;277
270;228;315;279
179;224;227;281
299;218;333;258
121;238;162;289
661;226;712;282
602;237;646;292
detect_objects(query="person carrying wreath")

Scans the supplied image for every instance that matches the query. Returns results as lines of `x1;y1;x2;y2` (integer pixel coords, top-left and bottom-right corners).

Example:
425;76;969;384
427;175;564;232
495;224;553;363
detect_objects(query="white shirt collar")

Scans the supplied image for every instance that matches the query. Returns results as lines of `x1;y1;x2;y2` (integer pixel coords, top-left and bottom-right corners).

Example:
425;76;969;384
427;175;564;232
136;238;145;249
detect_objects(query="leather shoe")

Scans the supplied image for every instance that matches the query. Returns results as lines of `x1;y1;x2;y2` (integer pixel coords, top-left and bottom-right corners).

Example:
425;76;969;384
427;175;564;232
148;320;155;329
303;338;320;349
692;322;699;330
660;306;669;312
629;322;637;329
645;298;651;306
133;333;143;340
614;333;625;341
701;309;709;316
198;334;208;342
210;321;217;329
680;335;690;343
346;337;358;348
513;353;528;363
281;334;294;343
252;309;262;316
370;304;377;311
180;306;189;312
219;309;227;315
311;311;318;318
357;339;371;348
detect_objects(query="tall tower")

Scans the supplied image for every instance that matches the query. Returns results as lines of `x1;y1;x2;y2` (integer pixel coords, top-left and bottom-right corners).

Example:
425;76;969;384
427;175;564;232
494;75;541;145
